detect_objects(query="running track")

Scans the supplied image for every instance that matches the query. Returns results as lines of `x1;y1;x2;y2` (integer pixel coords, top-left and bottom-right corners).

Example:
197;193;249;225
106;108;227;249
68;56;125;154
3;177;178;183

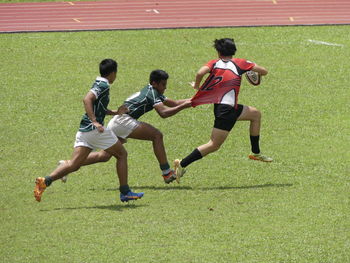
0;0;350;33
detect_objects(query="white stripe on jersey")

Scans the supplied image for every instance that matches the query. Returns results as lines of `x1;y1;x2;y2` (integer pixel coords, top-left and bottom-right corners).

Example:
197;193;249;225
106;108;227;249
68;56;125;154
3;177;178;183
220;89;236;106
214;60;239;75
98;94;108;111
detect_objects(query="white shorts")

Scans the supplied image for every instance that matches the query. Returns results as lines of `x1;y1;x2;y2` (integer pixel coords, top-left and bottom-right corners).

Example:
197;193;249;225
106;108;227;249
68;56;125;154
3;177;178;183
74;128;118;150
107;114;140;139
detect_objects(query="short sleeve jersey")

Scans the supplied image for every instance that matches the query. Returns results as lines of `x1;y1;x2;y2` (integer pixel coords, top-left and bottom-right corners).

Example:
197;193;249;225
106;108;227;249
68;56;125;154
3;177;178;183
124;84;166;119
79;77;110;132
191;58;255;108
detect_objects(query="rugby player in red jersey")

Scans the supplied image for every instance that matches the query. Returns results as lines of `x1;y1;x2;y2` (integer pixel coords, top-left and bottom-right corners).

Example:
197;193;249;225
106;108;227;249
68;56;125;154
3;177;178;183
174;38;273;182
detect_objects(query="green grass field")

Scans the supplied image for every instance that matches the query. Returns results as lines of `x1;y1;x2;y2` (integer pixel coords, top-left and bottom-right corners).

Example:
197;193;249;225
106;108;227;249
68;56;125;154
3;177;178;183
1;25;349;262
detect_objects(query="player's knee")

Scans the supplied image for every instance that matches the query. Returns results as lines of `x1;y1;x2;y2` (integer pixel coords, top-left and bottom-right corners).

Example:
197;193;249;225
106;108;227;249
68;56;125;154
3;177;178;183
251;107;261;121
100;152;112;162
153;130;163;142
121;148;128;159
68;162;81;172
211;144;221;152
115;146;128;160
208;141;221;152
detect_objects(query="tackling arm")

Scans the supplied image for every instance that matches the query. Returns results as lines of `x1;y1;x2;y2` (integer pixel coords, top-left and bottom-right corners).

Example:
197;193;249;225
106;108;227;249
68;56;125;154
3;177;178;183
154;99;192;118
163;98;189;107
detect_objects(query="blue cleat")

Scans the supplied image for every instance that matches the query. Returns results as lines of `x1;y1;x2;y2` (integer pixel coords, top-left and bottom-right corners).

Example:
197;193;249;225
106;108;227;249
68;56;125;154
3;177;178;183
120;191;144;202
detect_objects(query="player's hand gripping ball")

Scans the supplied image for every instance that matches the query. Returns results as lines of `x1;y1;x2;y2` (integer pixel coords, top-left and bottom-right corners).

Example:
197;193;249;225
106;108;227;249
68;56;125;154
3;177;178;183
245;71;261;86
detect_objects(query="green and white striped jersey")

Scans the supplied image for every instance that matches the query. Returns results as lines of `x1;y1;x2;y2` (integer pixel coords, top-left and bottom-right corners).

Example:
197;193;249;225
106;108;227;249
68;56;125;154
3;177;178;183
124;84;166;119
79;77;110;132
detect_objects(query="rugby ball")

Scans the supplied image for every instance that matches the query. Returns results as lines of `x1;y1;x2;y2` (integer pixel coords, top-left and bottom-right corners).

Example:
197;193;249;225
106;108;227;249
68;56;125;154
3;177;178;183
245;71;261;86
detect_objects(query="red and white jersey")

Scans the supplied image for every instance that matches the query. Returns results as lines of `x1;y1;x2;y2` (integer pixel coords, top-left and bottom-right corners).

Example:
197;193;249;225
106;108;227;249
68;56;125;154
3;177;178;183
191;58;255;108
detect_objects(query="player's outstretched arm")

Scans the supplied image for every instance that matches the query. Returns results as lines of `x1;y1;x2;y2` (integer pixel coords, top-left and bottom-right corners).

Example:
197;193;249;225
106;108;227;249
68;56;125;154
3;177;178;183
154;99;192;118
163;98;190;107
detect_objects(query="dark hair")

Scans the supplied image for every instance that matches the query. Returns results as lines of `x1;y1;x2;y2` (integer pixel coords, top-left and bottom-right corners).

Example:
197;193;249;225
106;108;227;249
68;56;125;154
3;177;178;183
149;69;169;84
99;59;118;77
214;38;237;56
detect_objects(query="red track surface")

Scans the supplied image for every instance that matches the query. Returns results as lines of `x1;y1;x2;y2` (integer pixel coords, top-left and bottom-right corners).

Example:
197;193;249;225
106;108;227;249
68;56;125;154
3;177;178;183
0;0;349;33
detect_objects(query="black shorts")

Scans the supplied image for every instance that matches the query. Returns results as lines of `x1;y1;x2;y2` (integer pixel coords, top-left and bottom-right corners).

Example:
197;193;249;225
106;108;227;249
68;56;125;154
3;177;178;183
213;104;244;131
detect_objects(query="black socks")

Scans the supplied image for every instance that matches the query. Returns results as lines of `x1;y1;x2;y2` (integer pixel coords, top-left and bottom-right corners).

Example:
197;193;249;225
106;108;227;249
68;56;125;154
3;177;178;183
44;176;52;187
250;135;260;154
119;184;131;195
180;148;203;168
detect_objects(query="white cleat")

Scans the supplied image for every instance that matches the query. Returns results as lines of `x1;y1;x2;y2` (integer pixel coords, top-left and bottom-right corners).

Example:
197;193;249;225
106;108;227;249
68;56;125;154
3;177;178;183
248;153;273;162
174;159;186;183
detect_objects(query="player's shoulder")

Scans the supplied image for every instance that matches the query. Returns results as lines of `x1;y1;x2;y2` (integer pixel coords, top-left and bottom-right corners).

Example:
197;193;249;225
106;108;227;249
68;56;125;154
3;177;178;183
141;84;152;95
232;58;254;65
139;84;157;99
206;59;220;66
232;58;247;63
93;77;109;89
148;85;165;101
232;58;256;71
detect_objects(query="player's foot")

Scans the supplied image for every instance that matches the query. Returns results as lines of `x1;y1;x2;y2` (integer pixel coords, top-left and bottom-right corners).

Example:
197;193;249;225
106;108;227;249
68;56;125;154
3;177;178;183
162;170;177;184
58;160;68;183
34;177;47;202
174;159;186;183
120;191;144;202
248;153;273;162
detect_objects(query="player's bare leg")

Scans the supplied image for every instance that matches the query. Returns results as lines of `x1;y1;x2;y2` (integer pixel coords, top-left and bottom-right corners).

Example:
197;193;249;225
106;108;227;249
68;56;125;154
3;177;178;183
197;128;230;157
237;105;261;136
104;141;128;186
128;122;168;164
128;122;176;183
238;105;272;162
51;147;92;181
61;148;112;182
83;151;112;165
174;128;229;183
82;138;127;167
104;141;143;202
34;147;92;201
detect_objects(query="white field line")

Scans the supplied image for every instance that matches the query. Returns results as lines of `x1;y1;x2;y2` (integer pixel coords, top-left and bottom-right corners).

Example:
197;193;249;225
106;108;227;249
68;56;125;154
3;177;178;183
308;39;344;47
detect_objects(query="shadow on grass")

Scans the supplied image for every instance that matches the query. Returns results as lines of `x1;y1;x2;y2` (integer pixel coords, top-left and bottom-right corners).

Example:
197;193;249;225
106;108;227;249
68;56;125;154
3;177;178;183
94;183;293;192
200;183;294;190
40;203;148;212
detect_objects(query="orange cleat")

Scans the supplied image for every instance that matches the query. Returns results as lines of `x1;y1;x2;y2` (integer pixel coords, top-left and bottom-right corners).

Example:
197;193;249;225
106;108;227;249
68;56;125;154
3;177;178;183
34;177;47;202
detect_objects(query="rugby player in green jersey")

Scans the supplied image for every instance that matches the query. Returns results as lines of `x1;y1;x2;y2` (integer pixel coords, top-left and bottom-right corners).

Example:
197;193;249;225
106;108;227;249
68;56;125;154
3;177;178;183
34;59;144;203
61;69;191;184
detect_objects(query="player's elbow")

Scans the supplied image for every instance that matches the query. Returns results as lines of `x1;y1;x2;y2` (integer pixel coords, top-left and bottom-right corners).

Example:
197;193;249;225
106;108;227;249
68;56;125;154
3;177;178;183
261;69;268;76
259;67;268;76
157;111;168;118
160;113;170;118
253;65;268;76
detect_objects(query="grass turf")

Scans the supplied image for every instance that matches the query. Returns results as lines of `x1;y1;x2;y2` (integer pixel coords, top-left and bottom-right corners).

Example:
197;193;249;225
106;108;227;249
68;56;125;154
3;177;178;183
1;25;349;262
